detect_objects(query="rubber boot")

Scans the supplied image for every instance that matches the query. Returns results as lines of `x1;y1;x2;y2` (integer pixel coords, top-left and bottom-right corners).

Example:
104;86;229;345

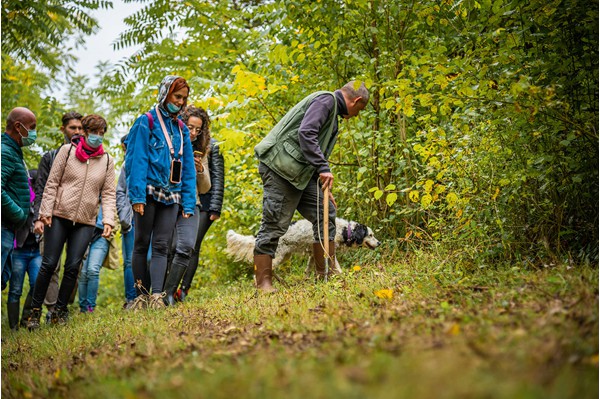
20;291;33;328
163;264;186;306
254;254;277;293
7;302;20;330
313;242;336;281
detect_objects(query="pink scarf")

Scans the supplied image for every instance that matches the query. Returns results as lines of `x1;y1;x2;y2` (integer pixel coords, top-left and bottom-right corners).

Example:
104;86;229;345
75;138;104;162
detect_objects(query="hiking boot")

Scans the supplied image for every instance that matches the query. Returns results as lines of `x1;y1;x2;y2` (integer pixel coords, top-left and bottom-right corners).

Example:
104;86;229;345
27;308;42;331
148;293;167;310
47;310;59;325
175;288;188;303
55;307;69;325
127;295;149;311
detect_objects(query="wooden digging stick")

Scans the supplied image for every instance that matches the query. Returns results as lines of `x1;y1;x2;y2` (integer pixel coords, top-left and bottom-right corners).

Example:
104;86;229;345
323;185;329;282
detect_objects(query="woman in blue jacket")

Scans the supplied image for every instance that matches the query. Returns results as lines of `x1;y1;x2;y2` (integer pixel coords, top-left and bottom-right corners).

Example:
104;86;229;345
125;75;196;309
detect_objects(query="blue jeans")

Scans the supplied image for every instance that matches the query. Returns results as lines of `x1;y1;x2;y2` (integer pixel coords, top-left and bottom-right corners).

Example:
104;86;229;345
122;227;151;301
8;247;41;303
1;226;15;290
78;235;109;311
121;228;137;301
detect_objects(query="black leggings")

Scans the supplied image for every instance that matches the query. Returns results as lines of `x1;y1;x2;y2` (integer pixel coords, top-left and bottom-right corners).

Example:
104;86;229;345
180;211;214;291
31;216;94;310
132;197;179;295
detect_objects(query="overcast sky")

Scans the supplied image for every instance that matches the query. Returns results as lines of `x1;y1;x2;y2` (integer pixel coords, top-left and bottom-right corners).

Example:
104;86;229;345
70;1;143;88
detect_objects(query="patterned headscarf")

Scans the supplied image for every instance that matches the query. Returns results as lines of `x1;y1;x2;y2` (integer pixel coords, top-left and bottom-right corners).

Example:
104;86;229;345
156;75;181;108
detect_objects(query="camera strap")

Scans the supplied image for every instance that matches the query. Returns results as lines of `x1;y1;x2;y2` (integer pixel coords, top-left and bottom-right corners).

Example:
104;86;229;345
154;105;183;158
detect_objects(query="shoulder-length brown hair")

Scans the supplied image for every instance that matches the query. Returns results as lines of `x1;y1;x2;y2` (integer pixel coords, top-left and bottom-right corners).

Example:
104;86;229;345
182;106;211;154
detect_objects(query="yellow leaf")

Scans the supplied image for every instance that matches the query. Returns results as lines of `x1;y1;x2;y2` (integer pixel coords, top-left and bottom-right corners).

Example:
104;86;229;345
424;180;434;193
409;190;420;202
446;192;458;206
491;187;500;201
446;323;460;336
421;194;432;208
386;192;398;206
374;289;393;299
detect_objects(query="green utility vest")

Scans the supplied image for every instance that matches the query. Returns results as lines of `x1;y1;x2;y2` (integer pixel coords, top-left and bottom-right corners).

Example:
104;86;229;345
255;91;338;190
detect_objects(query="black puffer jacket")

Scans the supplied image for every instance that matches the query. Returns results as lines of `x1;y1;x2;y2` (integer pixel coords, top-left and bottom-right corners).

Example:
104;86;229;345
199;139;224;215
33;148;60;221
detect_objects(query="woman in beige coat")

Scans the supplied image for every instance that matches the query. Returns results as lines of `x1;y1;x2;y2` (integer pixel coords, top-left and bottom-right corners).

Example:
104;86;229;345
27;114;116;330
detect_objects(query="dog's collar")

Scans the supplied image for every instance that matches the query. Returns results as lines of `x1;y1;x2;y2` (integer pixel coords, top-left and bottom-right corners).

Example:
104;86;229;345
344;224;353;245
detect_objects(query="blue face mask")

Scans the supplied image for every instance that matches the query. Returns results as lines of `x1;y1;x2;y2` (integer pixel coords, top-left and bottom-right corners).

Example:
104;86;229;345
166;102;181;113
86;134;104;148
18;123;37;147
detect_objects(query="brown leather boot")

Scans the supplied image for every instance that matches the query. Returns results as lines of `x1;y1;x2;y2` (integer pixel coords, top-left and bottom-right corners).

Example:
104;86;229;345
254;254;277;293
313;242;336;281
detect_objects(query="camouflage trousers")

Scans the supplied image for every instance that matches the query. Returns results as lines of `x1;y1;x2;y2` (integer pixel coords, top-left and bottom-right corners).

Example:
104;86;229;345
254;162;336;257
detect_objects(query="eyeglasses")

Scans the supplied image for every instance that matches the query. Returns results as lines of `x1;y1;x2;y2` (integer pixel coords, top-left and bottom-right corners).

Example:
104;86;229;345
187;126;202;133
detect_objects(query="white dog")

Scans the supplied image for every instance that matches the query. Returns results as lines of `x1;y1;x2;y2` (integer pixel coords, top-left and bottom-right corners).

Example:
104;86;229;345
226;218;381;275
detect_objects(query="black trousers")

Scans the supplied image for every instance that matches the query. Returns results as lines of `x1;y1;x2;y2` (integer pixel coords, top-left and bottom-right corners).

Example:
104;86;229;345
31;216;94;310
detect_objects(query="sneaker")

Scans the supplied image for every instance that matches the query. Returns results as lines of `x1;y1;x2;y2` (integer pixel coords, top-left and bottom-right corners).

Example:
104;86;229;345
27;308;42;331
127;295;149;311
122;300;135;310
148;292;167;310
55;308;69;325
87;305;94;313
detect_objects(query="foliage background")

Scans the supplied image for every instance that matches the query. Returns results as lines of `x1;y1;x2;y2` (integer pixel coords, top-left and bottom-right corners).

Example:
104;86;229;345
1;0;598;284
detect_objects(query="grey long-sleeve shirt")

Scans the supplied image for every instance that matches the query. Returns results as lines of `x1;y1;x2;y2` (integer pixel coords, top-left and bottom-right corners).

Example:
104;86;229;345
298;90;348;174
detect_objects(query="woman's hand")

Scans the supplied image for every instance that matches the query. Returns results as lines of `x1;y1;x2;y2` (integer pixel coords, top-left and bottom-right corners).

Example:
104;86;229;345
182;211;192;219
40;216;52;227
133;203;145;216
194;157;203;172
34;220;45;234
102;224;112;238
209;214;220;221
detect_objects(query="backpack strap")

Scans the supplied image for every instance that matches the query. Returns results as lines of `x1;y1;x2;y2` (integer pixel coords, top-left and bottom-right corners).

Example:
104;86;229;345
145;112;154;130
146;111;184;131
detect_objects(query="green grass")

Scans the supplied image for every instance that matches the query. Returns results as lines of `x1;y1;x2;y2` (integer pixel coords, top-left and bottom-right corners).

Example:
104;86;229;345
1;249;598;399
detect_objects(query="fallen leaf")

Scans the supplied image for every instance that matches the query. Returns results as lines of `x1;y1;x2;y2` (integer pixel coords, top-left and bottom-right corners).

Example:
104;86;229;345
374;289;393;299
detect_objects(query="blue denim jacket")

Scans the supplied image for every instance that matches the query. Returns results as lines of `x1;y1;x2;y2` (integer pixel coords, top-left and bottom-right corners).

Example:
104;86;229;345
125;107;196;214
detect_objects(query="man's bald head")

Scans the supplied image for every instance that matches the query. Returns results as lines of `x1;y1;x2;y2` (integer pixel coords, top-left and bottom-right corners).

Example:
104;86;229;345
6;107;36;133
6;107;37;146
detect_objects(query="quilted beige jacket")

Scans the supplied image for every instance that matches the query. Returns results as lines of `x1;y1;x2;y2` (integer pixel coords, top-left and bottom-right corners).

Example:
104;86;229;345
39;144;116;227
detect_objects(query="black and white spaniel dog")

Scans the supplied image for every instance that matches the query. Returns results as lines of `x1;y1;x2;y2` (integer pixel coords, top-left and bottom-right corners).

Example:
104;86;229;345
226;218;381;275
